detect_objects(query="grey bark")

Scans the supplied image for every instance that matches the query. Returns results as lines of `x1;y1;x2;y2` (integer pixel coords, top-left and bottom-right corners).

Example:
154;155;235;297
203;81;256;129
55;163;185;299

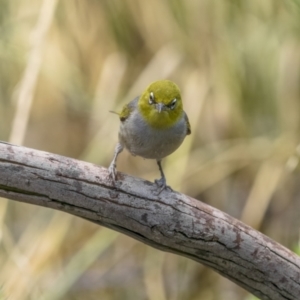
0;141;299;300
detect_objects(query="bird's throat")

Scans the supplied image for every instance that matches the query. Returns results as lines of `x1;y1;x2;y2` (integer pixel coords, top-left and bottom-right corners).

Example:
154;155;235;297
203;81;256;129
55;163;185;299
138;105;181;130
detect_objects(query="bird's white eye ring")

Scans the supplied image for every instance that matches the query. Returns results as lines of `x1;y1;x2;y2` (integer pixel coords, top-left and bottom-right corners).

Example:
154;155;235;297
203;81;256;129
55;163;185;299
169;98;177;110
149;92;155;105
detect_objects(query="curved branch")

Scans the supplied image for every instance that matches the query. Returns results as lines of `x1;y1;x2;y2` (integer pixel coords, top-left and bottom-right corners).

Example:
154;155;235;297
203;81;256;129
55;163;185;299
0;141;299;300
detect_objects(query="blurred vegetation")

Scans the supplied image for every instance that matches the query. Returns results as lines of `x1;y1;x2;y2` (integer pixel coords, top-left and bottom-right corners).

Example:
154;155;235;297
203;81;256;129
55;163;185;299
1;0;300;299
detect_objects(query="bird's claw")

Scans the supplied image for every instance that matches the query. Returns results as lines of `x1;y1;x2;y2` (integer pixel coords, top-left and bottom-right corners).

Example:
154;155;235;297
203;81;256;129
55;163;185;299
108;163;117;182
154;177;172;195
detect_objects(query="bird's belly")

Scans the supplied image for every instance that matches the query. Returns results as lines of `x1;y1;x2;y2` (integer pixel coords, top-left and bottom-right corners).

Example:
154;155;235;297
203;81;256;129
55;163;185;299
119;121;186;160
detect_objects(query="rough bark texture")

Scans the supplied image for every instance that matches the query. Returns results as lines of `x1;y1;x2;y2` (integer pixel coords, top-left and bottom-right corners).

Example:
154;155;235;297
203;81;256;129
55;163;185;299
0;141;299;300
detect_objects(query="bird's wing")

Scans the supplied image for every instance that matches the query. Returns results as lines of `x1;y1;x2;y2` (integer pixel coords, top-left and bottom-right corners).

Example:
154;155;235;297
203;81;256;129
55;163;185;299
184;112;191;135
119;96;139;122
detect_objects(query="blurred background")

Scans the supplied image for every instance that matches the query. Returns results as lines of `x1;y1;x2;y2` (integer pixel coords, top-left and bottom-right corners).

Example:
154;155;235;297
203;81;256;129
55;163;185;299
0;0;300;299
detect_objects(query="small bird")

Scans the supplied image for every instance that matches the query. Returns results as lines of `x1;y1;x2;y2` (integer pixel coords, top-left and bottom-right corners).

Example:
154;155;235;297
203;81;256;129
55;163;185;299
108;80;191;193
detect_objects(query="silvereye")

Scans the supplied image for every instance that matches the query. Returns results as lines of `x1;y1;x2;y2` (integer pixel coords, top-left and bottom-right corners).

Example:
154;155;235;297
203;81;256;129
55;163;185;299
108;80;191;193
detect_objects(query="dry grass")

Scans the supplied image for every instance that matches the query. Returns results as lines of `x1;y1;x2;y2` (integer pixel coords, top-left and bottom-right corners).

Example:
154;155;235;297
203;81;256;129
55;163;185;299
1;1;300;299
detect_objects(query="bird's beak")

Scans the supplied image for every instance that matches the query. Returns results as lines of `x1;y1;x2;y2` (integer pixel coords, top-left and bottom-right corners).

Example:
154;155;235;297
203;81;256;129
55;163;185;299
156;103;164;113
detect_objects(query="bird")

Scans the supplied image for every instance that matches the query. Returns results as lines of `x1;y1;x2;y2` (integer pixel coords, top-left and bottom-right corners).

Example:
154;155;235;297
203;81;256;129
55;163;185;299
108;79;191;194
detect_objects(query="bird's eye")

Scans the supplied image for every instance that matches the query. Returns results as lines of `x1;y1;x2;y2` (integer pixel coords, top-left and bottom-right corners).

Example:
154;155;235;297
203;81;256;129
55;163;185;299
149;92;155;105
169;98;177;110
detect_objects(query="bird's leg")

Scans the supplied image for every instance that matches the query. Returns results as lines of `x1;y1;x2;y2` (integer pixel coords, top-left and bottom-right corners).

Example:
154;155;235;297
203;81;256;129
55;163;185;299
155;159;172;194
108;143;123;181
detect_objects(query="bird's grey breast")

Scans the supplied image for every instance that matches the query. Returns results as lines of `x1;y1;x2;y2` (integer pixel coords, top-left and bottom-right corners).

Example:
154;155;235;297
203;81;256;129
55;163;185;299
119;107;187;160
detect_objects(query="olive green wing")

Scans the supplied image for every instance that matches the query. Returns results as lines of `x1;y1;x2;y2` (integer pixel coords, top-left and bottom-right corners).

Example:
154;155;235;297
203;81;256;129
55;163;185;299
110;97;139;122
184;112;191;135
119;97;139;122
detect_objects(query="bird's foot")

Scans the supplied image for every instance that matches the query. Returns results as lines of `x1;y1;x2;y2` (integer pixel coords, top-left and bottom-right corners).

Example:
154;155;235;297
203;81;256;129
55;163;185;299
154;177;172;195
108;163;117;183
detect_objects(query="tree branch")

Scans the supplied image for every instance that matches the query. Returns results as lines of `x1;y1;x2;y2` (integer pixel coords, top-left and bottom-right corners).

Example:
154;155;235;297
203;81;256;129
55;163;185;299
0;141;299;300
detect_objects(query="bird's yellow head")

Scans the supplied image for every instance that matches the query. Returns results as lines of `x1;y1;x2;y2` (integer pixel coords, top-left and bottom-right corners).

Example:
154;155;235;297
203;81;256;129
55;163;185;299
138;80;184;129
